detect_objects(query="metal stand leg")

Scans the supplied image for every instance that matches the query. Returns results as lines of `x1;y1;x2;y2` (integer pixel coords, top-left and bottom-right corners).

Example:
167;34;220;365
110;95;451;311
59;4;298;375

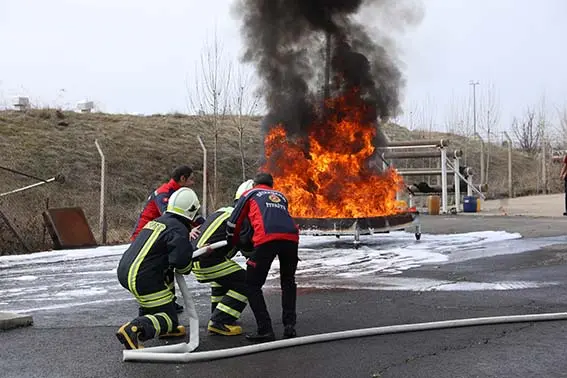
415;223;421;241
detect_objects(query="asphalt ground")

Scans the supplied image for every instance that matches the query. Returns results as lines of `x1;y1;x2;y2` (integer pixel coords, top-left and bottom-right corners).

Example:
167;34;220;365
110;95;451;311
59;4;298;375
2;214;567;378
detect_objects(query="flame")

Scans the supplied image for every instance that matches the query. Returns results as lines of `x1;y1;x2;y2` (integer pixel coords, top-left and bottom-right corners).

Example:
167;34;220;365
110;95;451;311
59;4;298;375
262;88;406;218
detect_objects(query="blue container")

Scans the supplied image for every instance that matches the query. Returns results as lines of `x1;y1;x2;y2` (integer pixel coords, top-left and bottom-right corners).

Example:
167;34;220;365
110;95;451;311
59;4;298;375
463;196;477;213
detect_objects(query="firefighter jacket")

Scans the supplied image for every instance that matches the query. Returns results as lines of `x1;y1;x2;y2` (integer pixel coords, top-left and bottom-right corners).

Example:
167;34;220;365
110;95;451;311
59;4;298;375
117;213;194;307
131;179;205;241
227;184;299;248
192;206;254;263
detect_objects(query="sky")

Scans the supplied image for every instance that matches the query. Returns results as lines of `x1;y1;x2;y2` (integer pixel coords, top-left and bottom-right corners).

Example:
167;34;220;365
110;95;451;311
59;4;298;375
0;0;565;139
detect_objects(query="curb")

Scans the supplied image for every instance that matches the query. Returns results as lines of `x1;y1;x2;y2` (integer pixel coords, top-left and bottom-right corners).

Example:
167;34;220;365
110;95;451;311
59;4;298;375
0;312;33;330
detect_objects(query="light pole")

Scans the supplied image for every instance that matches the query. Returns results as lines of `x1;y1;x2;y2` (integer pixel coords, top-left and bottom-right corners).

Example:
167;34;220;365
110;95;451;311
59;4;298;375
469;80;479;134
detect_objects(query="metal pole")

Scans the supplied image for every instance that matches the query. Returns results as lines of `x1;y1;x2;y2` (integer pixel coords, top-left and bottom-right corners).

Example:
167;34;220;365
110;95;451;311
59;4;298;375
197;135;208;217
95;139;107;244
470;81;479;135
454;155;461;212
0;177;56;197
474;132;485;185
542;137;547;194
441;147;448;214
503;132;513;198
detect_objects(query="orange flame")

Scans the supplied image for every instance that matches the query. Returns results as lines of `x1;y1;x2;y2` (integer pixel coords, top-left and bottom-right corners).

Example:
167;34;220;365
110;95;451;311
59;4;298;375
262;89;406;218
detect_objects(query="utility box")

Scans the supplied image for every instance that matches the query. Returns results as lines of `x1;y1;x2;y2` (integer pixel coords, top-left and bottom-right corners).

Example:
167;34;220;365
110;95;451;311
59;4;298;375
12;97;30;111
77;100;94;113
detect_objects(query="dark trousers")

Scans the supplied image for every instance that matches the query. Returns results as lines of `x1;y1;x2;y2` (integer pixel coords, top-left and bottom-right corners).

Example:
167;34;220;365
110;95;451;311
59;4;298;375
245;240;299;334
210;269;249;324
564;180;567;213
133;301;179;341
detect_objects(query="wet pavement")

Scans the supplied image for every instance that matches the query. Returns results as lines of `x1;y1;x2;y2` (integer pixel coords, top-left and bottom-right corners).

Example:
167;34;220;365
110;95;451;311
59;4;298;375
2;214;567;377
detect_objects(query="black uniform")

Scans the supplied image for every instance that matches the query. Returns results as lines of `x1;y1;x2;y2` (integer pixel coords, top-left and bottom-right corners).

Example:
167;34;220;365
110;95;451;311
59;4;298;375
192;206;253;327
117;213;194;341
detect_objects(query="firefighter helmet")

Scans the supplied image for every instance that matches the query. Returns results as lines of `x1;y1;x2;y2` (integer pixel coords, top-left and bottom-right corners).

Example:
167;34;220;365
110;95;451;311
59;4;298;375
234;179;254;200
166;188;201;221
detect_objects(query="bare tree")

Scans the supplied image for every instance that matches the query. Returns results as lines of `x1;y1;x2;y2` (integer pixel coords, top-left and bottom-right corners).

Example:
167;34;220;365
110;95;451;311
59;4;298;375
478;83;500;184
557;105;567;149
231;66;261;180
187;31;233;209
512;108;540;155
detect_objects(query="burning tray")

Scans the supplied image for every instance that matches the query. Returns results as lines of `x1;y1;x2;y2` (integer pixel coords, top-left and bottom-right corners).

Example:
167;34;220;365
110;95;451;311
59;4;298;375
294;211;421;247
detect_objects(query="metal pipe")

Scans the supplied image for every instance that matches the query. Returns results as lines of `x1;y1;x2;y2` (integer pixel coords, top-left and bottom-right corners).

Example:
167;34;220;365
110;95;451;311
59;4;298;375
474;132;485;185
503;132;513;198
0;165;51;183
197;136;208;217
446;160;486;200
0;177;57;197
123;312;567;363
396;168;455;176
454;156;461;212
95;139;107;244
386;139;449;148
381;150;462;160
441;148;448;214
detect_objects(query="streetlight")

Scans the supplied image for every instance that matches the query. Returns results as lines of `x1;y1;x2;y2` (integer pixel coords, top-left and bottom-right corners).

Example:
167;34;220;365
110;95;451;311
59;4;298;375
469;80;480;134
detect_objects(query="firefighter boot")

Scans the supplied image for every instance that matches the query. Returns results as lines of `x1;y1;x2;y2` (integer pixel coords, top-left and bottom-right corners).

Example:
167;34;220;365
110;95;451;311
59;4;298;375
283;325;297;339
207;320;243;336
158;325;186;339
116;322;144;350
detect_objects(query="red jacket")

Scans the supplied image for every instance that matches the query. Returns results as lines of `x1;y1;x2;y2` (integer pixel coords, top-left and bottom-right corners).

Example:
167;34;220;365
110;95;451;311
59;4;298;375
131;179;204;241
226;184;299;247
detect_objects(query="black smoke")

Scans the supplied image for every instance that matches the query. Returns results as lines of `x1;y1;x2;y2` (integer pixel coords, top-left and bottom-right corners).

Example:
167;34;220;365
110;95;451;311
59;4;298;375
233;0;422;150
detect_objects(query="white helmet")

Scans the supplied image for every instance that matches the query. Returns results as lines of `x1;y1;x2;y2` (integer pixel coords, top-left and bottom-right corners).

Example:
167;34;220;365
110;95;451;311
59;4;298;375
234;179;254;200
166;188;201;221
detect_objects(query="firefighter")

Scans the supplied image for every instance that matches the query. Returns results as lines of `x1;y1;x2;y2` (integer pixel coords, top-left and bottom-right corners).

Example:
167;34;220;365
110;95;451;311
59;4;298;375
130;165;205;313
192;179;255;336
226;172;300;342
115;187;200;350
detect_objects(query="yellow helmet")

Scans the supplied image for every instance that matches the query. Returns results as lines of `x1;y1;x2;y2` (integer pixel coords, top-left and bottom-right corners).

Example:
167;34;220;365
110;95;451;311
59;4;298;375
166;188;201;221
234;179;254;200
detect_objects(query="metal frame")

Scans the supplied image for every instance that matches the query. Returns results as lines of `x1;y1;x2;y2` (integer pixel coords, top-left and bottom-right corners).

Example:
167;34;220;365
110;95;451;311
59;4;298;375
380;140;481;214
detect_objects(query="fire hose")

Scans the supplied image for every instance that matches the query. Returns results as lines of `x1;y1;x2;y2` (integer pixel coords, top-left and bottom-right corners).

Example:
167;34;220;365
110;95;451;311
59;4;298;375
122;242;567;363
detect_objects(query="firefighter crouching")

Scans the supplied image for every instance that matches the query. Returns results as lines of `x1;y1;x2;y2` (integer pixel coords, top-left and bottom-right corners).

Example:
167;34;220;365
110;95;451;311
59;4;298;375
115;187;200;350
191;179;255;336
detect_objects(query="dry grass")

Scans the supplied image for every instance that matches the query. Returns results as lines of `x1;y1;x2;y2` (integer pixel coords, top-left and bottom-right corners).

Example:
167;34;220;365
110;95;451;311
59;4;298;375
0;109;556;255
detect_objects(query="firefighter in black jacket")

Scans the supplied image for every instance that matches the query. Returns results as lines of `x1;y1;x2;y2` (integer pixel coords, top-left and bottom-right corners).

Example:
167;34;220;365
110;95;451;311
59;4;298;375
192;179;255;336
227;172;300;342
115;187;200;350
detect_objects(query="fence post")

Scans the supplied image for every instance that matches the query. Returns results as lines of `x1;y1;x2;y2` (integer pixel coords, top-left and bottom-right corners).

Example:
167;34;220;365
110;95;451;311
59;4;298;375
94;139;107;244
197;135;207;217
503;132;513;198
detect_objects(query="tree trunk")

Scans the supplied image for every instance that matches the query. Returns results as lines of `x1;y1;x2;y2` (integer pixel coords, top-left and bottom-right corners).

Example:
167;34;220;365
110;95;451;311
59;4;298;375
213;130;218;209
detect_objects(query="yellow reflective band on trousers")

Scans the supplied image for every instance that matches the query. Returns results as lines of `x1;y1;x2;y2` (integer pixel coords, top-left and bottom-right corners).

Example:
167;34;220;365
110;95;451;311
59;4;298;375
227;289;247;303
136;288;175;308
154;312;173;333
192;259;243;282
216;303;241;318
145;314;161;338
127;221;166;297
196;211;231;249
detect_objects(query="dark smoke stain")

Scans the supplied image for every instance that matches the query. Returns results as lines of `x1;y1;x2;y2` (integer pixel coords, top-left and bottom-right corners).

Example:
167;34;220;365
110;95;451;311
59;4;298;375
233;0;423;159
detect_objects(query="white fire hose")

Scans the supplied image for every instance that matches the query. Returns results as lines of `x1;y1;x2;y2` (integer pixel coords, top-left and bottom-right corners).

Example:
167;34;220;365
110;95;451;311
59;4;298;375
123;242;567;363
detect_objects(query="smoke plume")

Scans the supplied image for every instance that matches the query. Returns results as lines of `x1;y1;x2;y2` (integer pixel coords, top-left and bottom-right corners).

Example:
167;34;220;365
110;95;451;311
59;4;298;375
233;0;423;147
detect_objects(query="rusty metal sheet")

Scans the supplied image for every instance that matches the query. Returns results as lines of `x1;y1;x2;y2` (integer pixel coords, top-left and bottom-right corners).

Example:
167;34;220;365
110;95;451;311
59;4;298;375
42;207;98;250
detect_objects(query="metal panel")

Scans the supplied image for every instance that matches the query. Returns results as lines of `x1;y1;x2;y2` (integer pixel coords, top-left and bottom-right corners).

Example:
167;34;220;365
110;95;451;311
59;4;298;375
42;207;98;250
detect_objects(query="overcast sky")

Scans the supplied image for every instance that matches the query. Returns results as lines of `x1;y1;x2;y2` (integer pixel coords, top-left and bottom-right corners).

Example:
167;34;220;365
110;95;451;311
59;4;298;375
0;0;565;138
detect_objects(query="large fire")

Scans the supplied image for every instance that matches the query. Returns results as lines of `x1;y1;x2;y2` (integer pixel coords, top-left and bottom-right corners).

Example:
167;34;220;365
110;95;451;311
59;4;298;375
262;89;406;219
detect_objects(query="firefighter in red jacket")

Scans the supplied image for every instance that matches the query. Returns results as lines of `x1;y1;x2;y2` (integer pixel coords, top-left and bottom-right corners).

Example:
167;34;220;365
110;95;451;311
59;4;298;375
116;187;200;350
131;165;205;314
131;165;205;240
226;172;299;342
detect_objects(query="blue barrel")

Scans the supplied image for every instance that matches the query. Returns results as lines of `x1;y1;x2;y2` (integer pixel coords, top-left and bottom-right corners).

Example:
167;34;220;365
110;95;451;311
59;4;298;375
463;196;477;213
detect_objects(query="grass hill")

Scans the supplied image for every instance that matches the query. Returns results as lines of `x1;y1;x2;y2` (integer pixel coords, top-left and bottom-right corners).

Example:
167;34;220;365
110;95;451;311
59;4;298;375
0;109;557;255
